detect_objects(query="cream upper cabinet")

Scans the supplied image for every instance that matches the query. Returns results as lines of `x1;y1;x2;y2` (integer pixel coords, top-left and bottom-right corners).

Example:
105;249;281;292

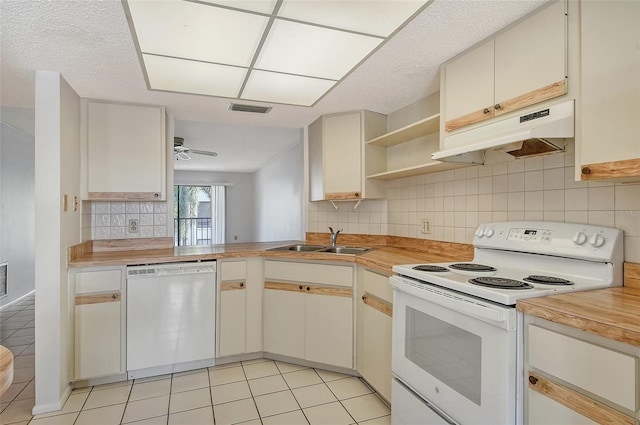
82;100;166;201
309;110;386;201
443;40;495;132
442;0;567;133
578;0;640;181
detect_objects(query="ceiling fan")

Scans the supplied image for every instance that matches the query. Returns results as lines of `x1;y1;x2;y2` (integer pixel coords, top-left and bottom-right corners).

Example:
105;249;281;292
174;137;218;160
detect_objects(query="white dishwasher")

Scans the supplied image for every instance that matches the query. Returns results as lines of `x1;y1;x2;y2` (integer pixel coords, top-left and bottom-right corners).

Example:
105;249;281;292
126;261;216;379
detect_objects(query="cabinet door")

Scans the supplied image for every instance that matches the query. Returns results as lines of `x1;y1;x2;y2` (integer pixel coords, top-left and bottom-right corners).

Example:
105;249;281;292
527;373;637;425
75;294;122;379
86;101;165;200
494;0;566;116
218;282;246;357
443;40;495;132
361;296;392;401
579;0;640;178
305;289;353;369
263;284;305;359
323;112;362;199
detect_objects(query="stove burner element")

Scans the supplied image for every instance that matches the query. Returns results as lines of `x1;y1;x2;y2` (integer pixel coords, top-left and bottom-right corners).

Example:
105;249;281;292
413;265;449;272
450;263;497;272
469;277;534;290
523;275;574;285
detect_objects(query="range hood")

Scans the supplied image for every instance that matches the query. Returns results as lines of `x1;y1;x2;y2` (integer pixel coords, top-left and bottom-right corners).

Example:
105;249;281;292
432;100;574;164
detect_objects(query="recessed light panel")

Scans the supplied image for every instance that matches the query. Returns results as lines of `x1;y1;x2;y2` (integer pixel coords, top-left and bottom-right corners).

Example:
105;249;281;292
128;0;268;67
143;54;247;98
277;0;427;37
255;20;383;80
124;0;431;106
243;70;336;106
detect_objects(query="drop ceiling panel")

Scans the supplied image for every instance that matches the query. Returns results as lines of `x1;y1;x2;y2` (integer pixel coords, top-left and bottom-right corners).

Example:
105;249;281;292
277;0;427;37
255;19;383;80
143;54;247;98
242;70;336;106
127;0;268;67
200;0;278;14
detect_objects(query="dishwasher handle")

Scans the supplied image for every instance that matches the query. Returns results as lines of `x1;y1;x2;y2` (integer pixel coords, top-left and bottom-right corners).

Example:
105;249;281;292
127;262;216;278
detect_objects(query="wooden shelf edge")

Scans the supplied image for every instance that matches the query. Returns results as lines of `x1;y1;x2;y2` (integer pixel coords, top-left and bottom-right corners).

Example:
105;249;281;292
366;161;468;180
366;113;440;147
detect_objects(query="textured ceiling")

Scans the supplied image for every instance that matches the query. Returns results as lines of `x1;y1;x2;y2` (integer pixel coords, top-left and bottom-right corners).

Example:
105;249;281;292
0;0;548;171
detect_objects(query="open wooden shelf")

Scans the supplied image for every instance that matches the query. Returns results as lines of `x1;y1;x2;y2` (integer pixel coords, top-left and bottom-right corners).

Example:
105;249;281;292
366;161;467;180
366;113;440;147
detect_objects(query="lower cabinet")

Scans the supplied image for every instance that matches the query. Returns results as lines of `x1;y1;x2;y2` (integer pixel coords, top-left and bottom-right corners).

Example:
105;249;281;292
217;258;263;358
357;268;393;402
70;266;126;381
263;285;306;359
263;260;354;369
524;317;640;425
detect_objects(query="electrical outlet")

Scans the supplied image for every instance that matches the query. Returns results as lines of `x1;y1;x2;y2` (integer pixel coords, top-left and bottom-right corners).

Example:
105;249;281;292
421;219;432;234
128;219;139;234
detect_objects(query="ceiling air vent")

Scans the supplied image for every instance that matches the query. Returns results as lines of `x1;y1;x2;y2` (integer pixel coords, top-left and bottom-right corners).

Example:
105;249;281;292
228;103;272;114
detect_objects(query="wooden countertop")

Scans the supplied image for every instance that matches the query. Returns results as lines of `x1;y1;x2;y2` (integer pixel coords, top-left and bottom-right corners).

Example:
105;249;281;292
68;236;474;274
517;287;640;348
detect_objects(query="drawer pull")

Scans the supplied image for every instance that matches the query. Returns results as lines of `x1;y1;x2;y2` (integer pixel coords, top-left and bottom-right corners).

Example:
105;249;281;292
299;285;303;290
239;282;244;287
112;293;118;300
362;295;366;301
529;375;538;385
306;286;311;291
483;108;490;114
582;167;591;175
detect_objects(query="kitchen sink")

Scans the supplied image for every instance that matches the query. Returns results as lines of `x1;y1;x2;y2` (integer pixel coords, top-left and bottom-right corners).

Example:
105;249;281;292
276;244;326;252
268;244;373;255
317;246;373;255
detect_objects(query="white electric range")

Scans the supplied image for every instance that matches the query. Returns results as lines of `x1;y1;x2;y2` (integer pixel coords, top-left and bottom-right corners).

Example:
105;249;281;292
390;221;623;425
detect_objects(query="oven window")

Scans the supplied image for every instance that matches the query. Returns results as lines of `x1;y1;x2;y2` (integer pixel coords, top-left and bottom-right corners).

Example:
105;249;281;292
405;307;482;405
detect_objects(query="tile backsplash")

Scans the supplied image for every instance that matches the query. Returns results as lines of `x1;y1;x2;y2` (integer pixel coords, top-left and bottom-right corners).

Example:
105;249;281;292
82;201;169;241
308;144;640;263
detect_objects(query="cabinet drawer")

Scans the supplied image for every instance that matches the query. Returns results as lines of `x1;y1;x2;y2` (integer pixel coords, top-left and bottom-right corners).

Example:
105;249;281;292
363;269;392;301
528;325;638;411
264;261;353;287
75;269;122;294
220;261;246;281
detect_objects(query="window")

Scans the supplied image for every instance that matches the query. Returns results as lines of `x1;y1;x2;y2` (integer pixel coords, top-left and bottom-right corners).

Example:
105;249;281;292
174;185;225;246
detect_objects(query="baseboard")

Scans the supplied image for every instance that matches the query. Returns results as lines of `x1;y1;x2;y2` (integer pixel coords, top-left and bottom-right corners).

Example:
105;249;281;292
31;383;72;415
0;289;35;311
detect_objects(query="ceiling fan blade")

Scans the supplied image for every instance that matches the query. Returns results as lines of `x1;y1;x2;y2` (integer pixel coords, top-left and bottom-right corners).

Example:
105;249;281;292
190;149;218;157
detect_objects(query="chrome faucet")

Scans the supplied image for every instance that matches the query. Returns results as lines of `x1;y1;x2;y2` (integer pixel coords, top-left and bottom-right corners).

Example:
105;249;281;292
328;227;342;247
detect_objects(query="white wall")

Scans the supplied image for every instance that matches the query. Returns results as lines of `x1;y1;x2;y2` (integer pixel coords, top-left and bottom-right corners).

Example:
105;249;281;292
174;170;255;243
0;122;35;307
254;138;304;242
34;71;81;414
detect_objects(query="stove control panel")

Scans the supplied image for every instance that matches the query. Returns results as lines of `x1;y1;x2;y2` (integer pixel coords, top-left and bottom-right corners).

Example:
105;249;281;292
507;228;552;243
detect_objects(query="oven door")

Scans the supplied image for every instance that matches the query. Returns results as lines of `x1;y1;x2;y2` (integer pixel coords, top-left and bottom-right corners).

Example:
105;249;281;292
391;275;519;425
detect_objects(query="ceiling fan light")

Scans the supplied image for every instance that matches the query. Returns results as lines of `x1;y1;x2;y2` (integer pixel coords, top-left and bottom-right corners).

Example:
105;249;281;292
176;151;191;161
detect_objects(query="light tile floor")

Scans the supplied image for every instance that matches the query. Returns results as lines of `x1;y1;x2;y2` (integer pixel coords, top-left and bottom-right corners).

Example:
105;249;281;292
1;294;391;424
